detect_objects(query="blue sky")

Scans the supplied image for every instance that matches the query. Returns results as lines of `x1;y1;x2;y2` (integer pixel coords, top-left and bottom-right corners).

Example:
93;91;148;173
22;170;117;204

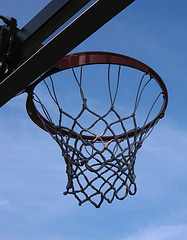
0;0;187;240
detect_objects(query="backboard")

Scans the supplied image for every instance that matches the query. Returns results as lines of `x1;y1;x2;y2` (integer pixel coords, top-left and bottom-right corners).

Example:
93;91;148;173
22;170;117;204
0;0;135;107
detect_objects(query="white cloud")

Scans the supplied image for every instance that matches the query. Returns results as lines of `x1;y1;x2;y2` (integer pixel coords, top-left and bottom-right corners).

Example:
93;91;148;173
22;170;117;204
130;120;187;204
121;224;187;240
0;199;10;207
45;237;67;240
143;121;187;154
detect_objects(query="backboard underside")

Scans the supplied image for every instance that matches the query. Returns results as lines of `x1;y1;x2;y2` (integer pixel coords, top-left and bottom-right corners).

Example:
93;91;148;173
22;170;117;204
0;0;134;107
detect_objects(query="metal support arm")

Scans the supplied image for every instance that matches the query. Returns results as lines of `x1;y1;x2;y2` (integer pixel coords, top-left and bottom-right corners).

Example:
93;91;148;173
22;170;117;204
0;0;134;107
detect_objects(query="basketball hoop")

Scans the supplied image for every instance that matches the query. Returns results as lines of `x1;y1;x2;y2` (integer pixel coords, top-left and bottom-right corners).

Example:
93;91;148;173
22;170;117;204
26;52;168;208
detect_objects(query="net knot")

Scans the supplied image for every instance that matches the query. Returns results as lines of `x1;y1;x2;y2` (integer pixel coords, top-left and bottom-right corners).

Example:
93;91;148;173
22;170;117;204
82;98;87;108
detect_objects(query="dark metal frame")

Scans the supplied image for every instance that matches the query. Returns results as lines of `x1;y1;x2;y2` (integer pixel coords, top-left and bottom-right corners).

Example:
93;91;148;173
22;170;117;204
15;0;92;61
0;0;134;107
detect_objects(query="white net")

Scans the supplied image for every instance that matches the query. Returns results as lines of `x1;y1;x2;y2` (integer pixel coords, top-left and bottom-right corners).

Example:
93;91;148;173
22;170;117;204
26;53;167;207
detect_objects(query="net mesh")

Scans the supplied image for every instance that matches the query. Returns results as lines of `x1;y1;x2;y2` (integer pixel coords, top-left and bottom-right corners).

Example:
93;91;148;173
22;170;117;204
31;64;163;208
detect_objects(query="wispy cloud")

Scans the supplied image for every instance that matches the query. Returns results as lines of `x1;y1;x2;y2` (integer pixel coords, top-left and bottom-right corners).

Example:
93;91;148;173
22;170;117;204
0;199;10;207
120;224;187;240
143;121;187;154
